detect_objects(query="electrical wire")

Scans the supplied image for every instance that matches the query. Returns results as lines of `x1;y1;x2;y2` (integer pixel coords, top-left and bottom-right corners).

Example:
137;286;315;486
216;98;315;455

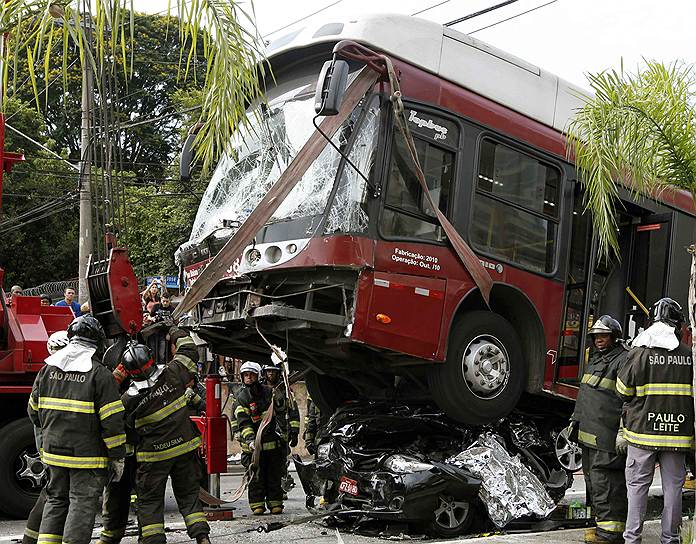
444;0;519;26
262;0;343;38
468;0;558;34
412;0;454;16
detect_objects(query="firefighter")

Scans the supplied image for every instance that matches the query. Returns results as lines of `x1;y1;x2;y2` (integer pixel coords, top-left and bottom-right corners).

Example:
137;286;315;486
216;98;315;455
28;316;126;544
97;344;146;544
262;362;300;496
303;395;321;457
23;331;69;544
234;361;287;515
568;315;629;543
121;333;211;544
617;298;694;544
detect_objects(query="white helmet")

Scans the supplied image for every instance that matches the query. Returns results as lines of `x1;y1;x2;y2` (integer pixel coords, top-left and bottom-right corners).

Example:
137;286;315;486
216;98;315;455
47;330;69;354
239;361;262;376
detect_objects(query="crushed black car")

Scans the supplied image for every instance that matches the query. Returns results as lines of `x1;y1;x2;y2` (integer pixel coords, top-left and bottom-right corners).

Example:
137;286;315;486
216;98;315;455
294;403;573;537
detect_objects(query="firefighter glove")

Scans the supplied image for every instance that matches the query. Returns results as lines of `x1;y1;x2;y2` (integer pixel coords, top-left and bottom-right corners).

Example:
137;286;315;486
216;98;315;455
289;433;298;448
306;443;317;456
109;458;125;482
184;387;200;404
615;428;628;455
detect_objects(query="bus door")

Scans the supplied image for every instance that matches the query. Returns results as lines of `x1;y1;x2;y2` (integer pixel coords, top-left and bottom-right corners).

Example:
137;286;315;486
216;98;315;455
623;213;672;338
555;193;672;387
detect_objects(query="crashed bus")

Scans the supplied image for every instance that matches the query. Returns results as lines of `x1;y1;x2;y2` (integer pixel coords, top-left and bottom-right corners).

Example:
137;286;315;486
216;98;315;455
176;13;696;427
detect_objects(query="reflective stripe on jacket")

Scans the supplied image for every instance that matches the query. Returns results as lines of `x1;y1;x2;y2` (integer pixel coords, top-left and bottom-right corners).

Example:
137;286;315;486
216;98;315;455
123;346;202;463
572;344;628;452
616;342;694;451
28;357;126;468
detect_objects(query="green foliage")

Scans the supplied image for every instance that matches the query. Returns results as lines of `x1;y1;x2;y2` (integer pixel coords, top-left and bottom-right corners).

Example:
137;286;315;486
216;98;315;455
0;97;79;288
566;61;696;258
122;180;200;276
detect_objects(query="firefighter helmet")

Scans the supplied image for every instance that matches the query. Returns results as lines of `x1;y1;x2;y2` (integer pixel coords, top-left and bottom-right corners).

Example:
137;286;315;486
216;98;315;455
650;297;685;328
67;315;105;346
122;342;155;379
262;363;280;373
240;361;262;376
588;315;622;338
47;330;69;354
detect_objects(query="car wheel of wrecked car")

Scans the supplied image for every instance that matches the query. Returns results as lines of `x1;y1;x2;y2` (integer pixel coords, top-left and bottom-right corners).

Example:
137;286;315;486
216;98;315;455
429;311;525;425
554;425;583;471
427;495;475;537
305;371;358;419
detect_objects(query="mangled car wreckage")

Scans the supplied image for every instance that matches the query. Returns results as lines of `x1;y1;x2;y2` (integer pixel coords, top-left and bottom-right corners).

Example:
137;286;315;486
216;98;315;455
294;404;573;537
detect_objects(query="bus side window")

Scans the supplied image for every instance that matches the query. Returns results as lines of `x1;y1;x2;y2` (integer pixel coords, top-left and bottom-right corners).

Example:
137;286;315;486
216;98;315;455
470;139;561;273
380;109;459;242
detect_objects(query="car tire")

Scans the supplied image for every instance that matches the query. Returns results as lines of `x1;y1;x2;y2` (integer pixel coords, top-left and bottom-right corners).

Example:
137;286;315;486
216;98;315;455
304;371;358;421
429;311;525;425
426;495;475;537
0;418;45;518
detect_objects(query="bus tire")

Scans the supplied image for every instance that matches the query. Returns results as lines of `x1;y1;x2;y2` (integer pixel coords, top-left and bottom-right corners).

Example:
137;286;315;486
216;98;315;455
305;371;358;421
429;311;525;425
0;418;45;518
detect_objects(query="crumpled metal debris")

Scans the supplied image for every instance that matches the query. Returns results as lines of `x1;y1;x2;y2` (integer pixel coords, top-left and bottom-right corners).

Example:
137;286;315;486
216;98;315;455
446;432;557;528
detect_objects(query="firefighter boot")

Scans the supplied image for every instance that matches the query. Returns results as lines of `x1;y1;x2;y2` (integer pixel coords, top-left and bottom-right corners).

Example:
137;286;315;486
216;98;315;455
270;505;284;515
196;535;211;544
584;528;614;543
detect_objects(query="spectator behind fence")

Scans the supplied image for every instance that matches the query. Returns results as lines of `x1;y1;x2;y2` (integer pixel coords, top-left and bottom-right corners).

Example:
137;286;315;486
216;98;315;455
141;281;161;313
55;287;82;317
40;294;52;306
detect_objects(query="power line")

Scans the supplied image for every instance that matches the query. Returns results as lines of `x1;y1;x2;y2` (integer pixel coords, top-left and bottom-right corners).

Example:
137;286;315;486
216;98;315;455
445;0;519;26
263;0;343;38
5;123;80;170
412;0;454;16
468;0;558;34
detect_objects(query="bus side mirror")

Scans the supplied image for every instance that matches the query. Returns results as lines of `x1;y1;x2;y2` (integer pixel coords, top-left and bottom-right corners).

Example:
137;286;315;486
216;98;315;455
180;123;203;182
314;59;349;116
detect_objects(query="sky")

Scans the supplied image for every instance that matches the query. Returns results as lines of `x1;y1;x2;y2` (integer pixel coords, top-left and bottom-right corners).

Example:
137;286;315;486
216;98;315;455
133;0;696;91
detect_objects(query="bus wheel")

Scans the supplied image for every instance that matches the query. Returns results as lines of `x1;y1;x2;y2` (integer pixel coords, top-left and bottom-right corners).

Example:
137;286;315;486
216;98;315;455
429;311;525;425
305;371;358;420
0;418;46;518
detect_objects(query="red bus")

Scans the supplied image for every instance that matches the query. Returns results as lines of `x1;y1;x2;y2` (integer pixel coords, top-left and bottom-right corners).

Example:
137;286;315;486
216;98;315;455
177;13;696;425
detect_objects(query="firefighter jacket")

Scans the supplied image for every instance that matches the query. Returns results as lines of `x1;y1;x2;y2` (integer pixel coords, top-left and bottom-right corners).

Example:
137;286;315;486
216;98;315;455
234;383;287;453
270;384;300;441
303;397;321;446
616;342;694;451
28;348;126;469
572;343;628;452
122;336;202;462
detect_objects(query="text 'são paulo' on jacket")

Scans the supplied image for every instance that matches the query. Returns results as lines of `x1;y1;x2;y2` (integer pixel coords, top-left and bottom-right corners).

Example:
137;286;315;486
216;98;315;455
28;342;126;468
617;336;694;451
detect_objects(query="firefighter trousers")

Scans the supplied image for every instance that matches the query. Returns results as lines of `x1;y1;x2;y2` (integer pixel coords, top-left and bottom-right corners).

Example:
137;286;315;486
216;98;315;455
99;456;137;544
624;445;686;544
38;466;107;544
135;451;209;544
582;446;627;541
247;446;284;512
22;488;46;544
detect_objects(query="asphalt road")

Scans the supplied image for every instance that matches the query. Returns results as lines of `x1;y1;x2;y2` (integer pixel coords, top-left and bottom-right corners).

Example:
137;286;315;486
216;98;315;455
0;465;687;543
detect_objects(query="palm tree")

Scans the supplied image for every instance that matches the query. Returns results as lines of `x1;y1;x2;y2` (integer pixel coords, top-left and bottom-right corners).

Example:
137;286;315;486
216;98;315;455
565;60;696;541
0;0;265;173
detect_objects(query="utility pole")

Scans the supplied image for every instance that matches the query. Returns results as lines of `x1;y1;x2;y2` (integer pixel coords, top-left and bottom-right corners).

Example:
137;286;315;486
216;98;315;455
77;8;93;304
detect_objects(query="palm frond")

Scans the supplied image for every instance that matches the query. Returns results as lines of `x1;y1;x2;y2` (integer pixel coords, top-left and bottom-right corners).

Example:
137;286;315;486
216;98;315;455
566;60;696;259
0;0;265;176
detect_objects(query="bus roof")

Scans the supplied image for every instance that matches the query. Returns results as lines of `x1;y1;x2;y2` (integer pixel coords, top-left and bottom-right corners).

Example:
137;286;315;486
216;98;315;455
266;13;589;135
266;13;696;216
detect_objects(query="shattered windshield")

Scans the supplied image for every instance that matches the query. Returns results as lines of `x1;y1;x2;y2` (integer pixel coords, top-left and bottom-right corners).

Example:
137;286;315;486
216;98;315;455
189;71;370;243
